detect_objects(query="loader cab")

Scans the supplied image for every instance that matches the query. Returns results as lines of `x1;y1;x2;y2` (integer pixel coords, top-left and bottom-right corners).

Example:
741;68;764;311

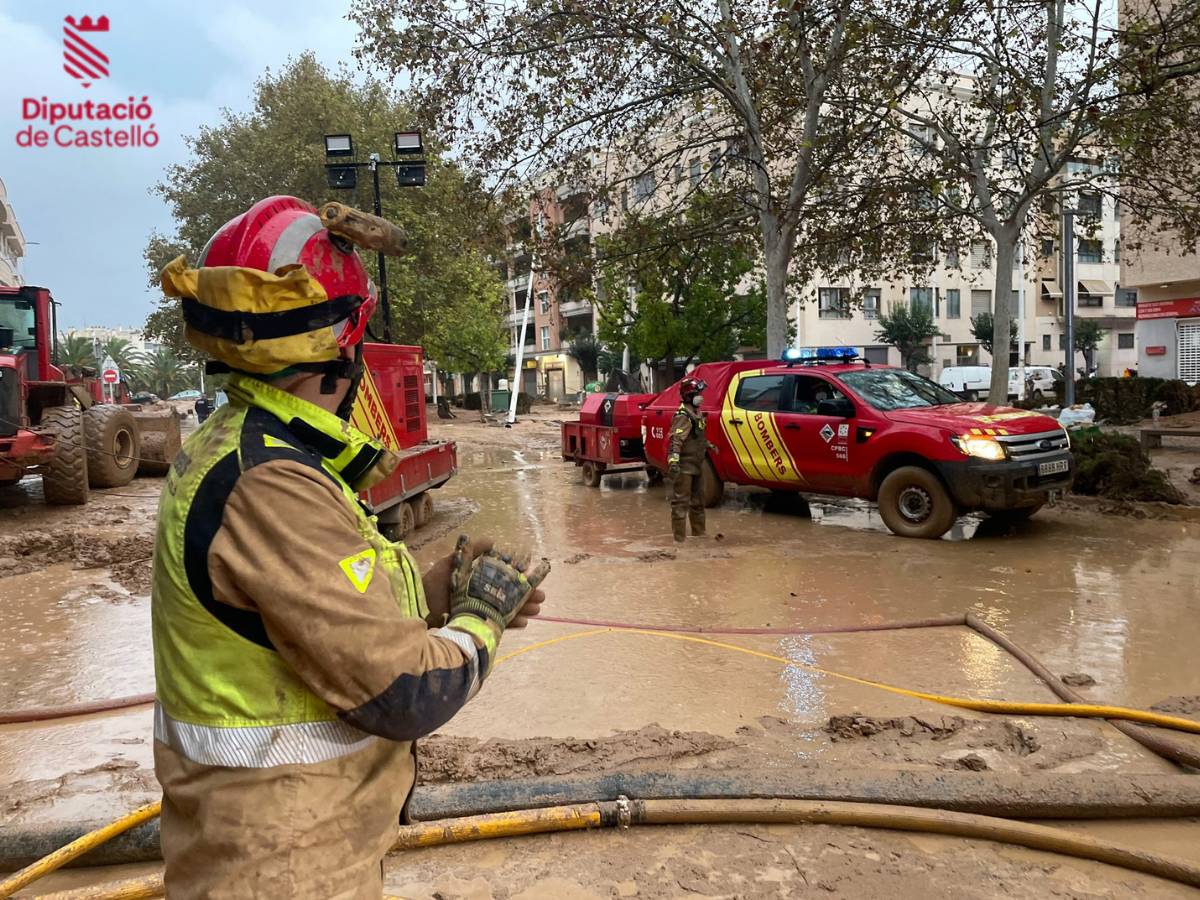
0;286;55;382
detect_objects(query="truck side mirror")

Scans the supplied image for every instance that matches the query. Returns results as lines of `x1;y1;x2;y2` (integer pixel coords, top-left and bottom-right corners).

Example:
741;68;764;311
818;397;855;418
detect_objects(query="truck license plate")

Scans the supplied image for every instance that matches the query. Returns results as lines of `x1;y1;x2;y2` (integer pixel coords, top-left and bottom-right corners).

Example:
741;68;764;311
1038;459;1069;476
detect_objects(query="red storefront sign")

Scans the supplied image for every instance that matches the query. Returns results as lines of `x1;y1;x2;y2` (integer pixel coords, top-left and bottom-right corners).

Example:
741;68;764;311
1136;297;1200;320
1146;346;1168;356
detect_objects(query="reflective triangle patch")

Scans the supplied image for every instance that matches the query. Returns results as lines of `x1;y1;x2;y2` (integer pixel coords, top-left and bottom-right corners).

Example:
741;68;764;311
339;548;377;594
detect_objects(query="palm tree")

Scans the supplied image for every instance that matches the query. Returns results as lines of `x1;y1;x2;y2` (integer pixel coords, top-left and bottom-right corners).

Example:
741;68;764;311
136;347;188;399
57;332;97;370
101;337;139;373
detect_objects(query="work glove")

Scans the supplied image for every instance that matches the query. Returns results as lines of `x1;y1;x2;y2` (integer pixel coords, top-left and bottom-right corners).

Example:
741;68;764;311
668;454;680;477
450;538;550;630
422;535;494;627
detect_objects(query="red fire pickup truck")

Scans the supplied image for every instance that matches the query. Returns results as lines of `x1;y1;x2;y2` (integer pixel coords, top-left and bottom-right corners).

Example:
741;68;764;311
564;348;1073;539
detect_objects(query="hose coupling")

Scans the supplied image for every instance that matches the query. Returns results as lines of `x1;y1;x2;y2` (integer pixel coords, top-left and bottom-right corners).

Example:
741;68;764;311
616;795;632;830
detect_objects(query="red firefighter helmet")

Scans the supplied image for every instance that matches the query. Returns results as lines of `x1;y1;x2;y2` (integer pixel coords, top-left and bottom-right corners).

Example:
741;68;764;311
679;375;706;399
198;195;377;348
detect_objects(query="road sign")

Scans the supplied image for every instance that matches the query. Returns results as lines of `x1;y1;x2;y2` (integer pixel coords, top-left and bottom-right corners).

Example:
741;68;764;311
102;368;119;384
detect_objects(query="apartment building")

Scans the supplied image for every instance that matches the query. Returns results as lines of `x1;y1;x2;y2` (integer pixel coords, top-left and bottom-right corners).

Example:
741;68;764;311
503;186;597;400
1119;0;1200;382
0;178;26;287
70;325;162;356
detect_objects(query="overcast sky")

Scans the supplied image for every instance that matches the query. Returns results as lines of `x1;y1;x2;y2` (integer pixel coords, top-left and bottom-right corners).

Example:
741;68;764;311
0;0;363;330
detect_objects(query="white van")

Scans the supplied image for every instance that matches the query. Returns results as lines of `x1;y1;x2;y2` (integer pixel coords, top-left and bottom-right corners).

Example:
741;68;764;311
939;365;1064;402
938;366;995;401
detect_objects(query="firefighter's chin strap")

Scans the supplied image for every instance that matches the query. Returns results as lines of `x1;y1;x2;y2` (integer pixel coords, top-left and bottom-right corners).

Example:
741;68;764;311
206;348;365;420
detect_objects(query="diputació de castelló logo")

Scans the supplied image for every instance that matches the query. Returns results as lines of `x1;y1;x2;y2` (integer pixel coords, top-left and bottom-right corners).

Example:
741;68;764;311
16;14;158;149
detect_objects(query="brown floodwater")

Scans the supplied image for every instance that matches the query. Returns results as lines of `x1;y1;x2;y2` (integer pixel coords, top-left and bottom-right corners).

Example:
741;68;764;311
2;445;1198;825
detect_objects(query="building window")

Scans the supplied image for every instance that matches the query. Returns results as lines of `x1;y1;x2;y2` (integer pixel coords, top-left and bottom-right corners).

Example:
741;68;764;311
864;346;890;365
910;287;933;313
1042;334;1051;351
1116;287;1138;307
540;325;550;350
818;287;851;319
1041;239;1055;257
673;163;684;184
688;158;701;187
514;288;529;311
1114;239;1121;263
708;150;723;180
1078;192;1102;219
971;289;991;316
538;290;551;313
633;169;656;202
945;244;960;268
970;241;992;268
1078;239;1103;263
957;345;979;366
945;289;961;319
863;289;880;320
1118;332;1135;349
1078;293;1103;308
1059;334;1067;351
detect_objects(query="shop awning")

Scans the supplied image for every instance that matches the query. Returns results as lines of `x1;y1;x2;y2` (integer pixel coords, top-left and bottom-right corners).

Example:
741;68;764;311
1041;280;1063;299
1079;279;1113;296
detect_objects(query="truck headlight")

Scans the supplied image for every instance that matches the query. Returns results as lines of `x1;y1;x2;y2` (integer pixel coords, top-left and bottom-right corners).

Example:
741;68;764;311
951;434;1007;461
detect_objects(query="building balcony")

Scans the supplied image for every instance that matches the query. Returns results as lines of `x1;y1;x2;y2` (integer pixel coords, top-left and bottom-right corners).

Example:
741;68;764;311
559;298;593;317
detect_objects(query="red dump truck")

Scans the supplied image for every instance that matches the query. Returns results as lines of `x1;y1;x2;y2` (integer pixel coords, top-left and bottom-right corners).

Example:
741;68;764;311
563;348;1074;539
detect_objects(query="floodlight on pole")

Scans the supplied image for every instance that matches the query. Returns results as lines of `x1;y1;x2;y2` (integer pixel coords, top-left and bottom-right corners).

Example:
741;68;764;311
324;134;354;157
394;131;422;154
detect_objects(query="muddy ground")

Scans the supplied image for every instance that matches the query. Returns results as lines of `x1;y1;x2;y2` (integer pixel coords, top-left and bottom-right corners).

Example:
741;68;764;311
3;405;1200;897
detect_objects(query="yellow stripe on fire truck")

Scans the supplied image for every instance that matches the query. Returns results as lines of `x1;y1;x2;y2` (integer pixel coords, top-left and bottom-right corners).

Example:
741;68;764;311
349;366;401;452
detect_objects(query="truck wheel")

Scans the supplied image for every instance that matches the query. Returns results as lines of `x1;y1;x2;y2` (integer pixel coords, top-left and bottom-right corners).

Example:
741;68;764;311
42;405;89;506
645;466;664;485
395;501;416;540
582;461;605;487
966;390;980;402
989;503;1043;525
412;492;434;528
877;466;956;539
83;405;141;488
700;459;724;508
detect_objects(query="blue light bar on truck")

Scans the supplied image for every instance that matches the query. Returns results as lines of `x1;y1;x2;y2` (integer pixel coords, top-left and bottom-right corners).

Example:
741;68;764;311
782;346;858;362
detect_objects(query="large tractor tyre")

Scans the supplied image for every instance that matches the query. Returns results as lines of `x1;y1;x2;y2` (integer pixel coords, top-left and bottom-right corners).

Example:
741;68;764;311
42;405;89;506
700;458;724;508
83;405;141;488
988;502;1044;525
581;461;606;487
877;465;957;539
412;492;435;528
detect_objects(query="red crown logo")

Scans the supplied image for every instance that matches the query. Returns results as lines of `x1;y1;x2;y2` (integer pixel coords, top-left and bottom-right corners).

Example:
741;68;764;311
64;15;109;32
63;14;110;88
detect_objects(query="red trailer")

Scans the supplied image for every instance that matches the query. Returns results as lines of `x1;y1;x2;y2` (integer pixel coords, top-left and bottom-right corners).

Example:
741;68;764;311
351;342;457;540
561;391;657;486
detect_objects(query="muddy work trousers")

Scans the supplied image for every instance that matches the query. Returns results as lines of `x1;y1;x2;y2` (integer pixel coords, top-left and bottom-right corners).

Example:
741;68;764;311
670;472;706;541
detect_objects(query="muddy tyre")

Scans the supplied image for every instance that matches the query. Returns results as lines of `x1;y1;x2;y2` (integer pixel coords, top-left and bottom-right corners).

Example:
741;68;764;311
83;405;140;488
395;501;416;540
877;465;956;539
645;466;664;486
42;405;88;505
412;492;434;528
582;461;605;487
700;458;724;508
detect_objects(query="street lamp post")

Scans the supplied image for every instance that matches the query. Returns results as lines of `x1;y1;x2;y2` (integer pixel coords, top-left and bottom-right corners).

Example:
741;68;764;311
1061;208;1076;407
323;132;427;344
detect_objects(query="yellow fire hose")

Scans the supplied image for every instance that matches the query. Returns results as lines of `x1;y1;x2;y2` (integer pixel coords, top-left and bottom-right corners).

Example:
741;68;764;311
30;799;1200;898
6;626;1200;898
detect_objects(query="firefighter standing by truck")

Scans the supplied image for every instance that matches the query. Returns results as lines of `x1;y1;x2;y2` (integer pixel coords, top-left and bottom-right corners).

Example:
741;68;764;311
667;375;715;542
151;196;548;899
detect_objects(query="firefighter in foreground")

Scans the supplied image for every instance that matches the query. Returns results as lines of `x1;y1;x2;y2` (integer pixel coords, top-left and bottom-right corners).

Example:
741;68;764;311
667;375;716;542
151;195;547;898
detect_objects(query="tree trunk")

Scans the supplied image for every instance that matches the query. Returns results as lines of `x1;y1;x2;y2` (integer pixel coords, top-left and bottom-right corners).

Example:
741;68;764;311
988;231;1019;404
763;225;790;358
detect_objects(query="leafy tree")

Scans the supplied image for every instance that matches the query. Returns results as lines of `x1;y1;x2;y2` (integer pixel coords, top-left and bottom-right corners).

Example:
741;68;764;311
143;53;506;377
875;303;939;373
56;332;97;370
353;0;964;357
594;198;767;380
1074;319;1105;371
100;337;141;374
564;331;603;384
969;313;1017;357
885;0;1200;402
